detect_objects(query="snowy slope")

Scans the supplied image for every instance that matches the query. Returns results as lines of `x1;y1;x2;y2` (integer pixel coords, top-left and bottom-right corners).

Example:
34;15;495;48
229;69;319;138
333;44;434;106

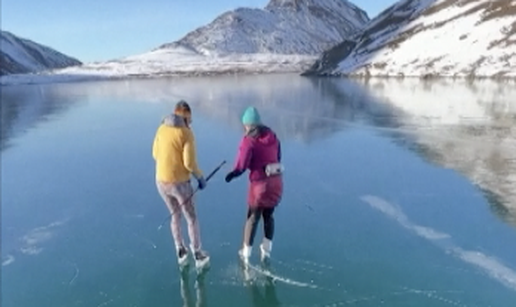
161;0;369;56
0;0;368;84
305;0;516;78
0;31;81;76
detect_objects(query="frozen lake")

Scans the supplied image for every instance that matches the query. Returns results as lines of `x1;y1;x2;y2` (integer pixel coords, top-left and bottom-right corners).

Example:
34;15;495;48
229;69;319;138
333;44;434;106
2;74;516;306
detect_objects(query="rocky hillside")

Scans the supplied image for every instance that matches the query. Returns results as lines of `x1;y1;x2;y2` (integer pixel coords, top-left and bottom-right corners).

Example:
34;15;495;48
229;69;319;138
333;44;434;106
304;0;516;78
0;31;81;76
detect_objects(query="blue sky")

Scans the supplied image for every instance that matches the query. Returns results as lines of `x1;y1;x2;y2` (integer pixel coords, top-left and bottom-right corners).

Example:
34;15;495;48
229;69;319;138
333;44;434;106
2;0;397;63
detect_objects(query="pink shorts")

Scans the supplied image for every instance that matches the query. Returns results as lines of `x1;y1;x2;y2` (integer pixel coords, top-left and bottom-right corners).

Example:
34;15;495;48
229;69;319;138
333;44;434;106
247;176;283;208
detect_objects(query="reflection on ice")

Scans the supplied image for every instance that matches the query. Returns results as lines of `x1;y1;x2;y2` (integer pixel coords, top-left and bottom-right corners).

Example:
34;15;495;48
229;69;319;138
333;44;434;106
18;75;380;144
351;79;516;227
1;85;81;151
2;75;514;227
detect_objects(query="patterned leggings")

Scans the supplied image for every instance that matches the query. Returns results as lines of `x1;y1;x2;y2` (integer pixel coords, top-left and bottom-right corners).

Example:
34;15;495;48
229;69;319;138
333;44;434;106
156;180;202;251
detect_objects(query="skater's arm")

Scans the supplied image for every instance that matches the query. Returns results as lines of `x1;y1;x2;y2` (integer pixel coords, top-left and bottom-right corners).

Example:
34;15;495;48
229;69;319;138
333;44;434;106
233;138;252;175
224;137;251;182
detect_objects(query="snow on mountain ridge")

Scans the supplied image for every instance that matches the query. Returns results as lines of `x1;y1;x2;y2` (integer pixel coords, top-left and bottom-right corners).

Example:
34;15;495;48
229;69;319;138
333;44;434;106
265;0;369;29
0;31;81;76
305;0;516;78
161;0;369;56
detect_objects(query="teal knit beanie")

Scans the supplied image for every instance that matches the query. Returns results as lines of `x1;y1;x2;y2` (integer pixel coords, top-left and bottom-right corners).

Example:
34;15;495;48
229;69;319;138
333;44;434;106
241;106;261;125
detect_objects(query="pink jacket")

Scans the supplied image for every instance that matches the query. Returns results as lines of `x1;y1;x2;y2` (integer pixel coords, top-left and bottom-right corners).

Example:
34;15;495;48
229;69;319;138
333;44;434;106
233;125;281;182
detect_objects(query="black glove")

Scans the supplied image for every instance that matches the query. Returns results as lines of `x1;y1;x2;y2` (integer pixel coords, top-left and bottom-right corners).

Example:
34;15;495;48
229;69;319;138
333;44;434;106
197;176;207;190
225;170;241;183
194;175;207;190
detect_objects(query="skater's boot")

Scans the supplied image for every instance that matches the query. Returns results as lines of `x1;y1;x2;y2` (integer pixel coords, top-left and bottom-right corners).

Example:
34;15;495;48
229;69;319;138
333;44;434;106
260;238;272;261
177;245;189;266
190;244;210;270
238;244;252;263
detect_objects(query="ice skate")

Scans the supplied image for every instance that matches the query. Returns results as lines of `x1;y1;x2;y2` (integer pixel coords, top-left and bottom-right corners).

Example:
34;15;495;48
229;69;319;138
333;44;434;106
238;244;252;263
259;238;272;262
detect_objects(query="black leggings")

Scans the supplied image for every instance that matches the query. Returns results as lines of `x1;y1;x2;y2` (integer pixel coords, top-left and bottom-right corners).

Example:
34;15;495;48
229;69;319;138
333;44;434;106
243;207;275;246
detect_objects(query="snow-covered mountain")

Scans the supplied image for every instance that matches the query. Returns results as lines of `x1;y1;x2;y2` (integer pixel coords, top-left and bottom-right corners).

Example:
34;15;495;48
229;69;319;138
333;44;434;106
0;0;368;84
161;0;369;56
0;31;81;76
304;0;516;78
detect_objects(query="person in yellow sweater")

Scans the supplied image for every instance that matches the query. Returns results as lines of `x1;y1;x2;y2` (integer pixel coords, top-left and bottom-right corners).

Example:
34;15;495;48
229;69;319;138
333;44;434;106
153;100;209;268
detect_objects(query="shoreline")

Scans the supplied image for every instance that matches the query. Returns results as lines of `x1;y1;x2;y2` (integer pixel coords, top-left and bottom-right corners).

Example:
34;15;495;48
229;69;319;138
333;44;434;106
2;69;516;86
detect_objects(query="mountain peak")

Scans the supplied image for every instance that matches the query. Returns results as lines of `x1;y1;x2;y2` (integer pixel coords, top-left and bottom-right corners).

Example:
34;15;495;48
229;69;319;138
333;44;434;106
265;0;304;10
265;0;369;26
160;0;369;56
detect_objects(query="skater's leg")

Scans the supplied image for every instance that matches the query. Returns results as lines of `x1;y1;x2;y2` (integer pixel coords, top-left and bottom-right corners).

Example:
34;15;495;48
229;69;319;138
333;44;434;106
178;182;202;251
260;208;274;260
240;207;262;259
157;181;186;254
244;207;262;246
174;181;209;266
183;199;209;263
262;208;275;241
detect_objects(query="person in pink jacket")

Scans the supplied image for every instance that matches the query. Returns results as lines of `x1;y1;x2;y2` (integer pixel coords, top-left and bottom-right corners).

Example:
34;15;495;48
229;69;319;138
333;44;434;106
225;106;283;262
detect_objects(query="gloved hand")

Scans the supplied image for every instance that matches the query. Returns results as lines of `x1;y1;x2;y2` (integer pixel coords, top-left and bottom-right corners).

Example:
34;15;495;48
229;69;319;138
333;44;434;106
225;170;239;183
196;176;207;190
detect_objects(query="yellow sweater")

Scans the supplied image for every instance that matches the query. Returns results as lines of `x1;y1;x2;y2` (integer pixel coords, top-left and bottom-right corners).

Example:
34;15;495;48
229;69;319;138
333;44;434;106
152;115;203;183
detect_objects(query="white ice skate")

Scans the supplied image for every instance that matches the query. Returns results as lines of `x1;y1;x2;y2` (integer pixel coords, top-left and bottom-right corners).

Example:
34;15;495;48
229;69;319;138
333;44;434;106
259;238;272;262
238;244;252;263
177;246;189;267
190;244;210;270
